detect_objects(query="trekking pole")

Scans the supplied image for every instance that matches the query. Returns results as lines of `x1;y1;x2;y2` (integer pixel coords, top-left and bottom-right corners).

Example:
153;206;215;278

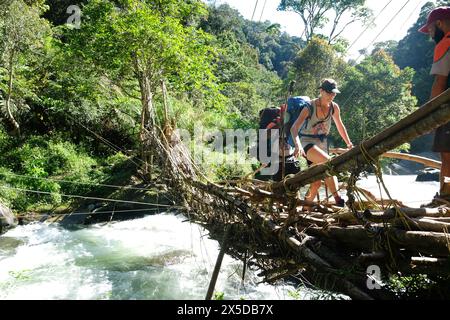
281;80;296;180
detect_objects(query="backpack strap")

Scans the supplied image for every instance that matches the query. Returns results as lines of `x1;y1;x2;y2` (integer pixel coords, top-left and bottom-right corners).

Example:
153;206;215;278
330;102;337;116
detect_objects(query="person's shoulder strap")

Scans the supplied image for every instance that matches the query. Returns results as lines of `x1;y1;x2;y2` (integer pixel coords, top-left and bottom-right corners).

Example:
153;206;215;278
303;99;314;119
329;102;339;116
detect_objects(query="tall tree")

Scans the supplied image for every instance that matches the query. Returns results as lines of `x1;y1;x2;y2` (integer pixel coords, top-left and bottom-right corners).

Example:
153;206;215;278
63;0;219;171
336;50;417;146
288;37;347;98
277;0;372;44
0;0;51;136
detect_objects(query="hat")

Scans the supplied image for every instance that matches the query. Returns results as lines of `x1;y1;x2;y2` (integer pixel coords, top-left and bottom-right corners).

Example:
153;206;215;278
419;7;450;34
319;79;340;94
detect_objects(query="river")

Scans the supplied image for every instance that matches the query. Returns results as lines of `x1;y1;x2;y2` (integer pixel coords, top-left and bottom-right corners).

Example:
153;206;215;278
0;175;439;300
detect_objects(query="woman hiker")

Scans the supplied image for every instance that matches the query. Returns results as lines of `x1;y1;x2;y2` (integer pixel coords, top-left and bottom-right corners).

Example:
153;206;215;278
290;79;354;210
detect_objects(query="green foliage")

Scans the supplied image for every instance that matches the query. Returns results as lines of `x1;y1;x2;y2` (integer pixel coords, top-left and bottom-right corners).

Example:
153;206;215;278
287;289;302;300
169;97;231;133
0;0;435;214
242;20;302;77
277;0;372;43
387;274;450;299
289;37;348;98
392;1;439;106
43;0;88;26
62;0;223;118
0;0;52;133
213;291;225;300
334;50;417;146
196;144;257;182
201;12;283;128
201;4;302;77
0;131;129;211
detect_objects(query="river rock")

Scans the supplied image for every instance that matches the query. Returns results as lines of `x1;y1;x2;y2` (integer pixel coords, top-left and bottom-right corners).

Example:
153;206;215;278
416;168;440;182
385;162;417;175
0;203;18;234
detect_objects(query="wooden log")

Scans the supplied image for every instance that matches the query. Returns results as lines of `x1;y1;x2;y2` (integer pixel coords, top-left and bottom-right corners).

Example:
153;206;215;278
249;187;282;199
411;256;450;266
425;217;450;223
387;229;450;257
352;200;406;211
294;214;335;227
308;225;450;257
309;240;354;270
330;148;442;170
394;217;450;233
366;207;449;222
306;226;375;252
390;207;449;217
328;211;358;223
233;187;253;197
397;256;450;276
357;252;387;265
272;90;450;194
247;210;375;300
443;178;450;196
296;200;335;214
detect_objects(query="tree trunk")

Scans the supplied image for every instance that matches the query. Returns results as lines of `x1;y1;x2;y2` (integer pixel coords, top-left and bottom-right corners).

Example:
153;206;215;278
5;52;20;136
161;80;169;127
137;73;155;178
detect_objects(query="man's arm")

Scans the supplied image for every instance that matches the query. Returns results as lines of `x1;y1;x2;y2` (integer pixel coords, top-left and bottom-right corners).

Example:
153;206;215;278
431;75;449;99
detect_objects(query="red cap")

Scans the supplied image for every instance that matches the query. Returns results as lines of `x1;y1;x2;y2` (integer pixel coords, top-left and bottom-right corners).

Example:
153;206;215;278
419;7;450;34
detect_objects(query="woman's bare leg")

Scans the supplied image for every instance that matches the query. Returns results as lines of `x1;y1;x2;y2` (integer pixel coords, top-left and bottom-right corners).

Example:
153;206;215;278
305;180;321;203
305;146;340;201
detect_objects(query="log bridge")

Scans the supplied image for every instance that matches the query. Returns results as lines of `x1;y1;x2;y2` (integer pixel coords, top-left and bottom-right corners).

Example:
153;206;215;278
148;89;450;300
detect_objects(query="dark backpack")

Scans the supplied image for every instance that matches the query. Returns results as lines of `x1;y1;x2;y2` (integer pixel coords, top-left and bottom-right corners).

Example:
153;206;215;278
256;97;311;158
256;107;282;162
255;105;302;180
259;107;281;130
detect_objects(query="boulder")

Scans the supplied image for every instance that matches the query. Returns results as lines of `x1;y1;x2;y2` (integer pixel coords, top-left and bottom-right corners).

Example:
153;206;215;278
0;203;18;234
416;168;440;182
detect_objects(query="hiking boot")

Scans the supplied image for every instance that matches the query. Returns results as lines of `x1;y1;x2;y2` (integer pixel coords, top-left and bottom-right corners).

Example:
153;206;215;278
421;193;446;208
335;198;345;208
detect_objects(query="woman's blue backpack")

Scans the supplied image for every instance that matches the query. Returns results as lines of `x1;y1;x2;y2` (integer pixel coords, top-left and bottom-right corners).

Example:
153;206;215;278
285;96;311;142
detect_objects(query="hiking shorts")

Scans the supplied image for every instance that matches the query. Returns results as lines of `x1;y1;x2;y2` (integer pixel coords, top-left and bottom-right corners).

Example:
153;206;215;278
432;121;450;153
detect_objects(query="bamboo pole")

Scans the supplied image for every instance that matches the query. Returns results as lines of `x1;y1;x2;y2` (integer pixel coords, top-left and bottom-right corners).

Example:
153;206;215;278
205;226;230;300
330;148;441;169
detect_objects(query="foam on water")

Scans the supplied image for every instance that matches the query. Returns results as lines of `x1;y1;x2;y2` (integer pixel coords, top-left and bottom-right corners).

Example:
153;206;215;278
0;213;309;300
